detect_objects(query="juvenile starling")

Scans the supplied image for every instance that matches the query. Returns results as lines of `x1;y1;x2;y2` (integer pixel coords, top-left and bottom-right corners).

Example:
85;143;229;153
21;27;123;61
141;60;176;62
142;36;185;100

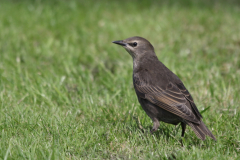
112;36;216;141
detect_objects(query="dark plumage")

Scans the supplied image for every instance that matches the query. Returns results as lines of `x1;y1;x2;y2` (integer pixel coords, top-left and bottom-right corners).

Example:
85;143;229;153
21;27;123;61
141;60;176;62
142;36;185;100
112;36;216;141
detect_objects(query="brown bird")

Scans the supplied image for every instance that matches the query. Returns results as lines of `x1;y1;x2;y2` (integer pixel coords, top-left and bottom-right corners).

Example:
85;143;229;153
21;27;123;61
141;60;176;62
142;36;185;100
112;36;216;141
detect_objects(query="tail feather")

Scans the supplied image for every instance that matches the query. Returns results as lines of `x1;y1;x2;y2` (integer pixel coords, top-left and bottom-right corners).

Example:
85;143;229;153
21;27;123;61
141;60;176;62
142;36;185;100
187;121;216;141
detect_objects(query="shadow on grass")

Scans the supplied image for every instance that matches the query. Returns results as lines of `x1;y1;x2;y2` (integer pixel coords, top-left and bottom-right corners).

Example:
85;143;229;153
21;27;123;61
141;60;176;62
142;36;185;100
130;115;216;148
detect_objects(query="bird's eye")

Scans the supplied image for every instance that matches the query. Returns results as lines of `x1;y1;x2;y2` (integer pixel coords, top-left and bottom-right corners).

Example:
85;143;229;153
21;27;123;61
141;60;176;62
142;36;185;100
132;42;137;47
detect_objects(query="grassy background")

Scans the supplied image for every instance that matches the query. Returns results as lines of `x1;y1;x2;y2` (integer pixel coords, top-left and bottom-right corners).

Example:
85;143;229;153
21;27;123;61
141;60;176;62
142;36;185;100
0;0;240;159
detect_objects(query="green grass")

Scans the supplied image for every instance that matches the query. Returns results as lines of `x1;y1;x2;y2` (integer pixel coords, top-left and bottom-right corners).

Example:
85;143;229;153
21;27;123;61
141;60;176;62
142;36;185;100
0;0;240;159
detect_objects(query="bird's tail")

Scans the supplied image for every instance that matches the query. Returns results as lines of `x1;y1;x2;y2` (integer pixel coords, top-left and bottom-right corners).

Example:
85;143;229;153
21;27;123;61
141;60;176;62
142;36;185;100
187;120;216;141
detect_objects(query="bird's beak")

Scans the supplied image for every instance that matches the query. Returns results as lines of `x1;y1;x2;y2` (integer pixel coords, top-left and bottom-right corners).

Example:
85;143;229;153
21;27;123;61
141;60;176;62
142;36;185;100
112;40;127;46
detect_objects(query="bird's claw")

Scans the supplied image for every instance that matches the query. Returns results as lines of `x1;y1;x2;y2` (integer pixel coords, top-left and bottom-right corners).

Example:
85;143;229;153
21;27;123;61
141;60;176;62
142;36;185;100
150;128;157;134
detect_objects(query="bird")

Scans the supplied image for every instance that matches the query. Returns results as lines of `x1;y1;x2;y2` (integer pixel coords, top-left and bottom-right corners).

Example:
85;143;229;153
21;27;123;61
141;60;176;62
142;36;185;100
112;36;216;141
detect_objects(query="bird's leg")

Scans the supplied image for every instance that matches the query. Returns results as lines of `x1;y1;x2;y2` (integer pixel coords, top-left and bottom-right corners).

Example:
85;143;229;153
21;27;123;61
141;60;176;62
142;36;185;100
150;119;160;134
181;122;186;137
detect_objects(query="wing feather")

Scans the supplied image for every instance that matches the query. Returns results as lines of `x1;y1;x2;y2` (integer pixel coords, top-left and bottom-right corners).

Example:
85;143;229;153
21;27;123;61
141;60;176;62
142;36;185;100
176;83;203;118
134;76;200;124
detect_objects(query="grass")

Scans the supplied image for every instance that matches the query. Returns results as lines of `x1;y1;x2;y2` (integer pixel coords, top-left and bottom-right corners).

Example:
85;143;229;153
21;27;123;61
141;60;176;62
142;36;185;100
0;0;240;159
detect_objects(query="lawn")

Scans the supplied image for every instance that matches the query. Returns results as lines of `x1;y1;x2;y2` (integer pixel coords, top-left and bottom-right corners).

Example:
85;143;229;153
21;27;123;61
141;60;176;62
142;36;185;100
0;0;240;159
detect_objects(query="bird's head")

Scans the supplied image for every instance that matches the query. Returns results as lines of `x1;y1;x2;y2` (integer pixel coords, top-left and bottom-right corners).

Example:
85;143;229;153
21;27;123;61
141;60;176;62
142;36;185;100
112;36;155;59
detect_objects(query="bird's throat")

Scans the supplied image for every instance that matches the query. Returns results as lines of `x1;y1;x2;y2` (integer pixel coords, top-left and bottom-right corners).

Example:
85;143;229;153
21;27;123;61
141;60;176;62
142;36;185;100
133;59;140;72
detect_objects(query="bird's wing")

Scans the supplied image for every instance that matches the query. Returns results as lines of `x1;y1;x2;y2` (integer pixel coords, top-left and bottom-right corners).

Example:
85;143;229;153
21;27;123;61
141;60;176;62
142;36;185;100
134;76;200;124
176;82;202;118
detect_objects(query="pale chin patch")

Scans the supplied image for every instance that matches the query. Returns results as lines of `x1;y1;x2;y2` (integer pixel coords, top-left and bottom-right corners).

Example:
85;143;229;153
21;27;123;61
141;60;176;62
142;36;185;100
124;47;130;52
124;48;135;58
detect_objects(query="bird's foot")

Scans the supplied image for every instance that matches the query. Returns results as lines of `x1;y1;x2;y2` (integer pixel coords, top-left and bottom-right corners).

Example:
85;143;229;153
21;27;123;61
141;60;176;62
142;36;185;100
150;128;157;134
150;119;160;134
